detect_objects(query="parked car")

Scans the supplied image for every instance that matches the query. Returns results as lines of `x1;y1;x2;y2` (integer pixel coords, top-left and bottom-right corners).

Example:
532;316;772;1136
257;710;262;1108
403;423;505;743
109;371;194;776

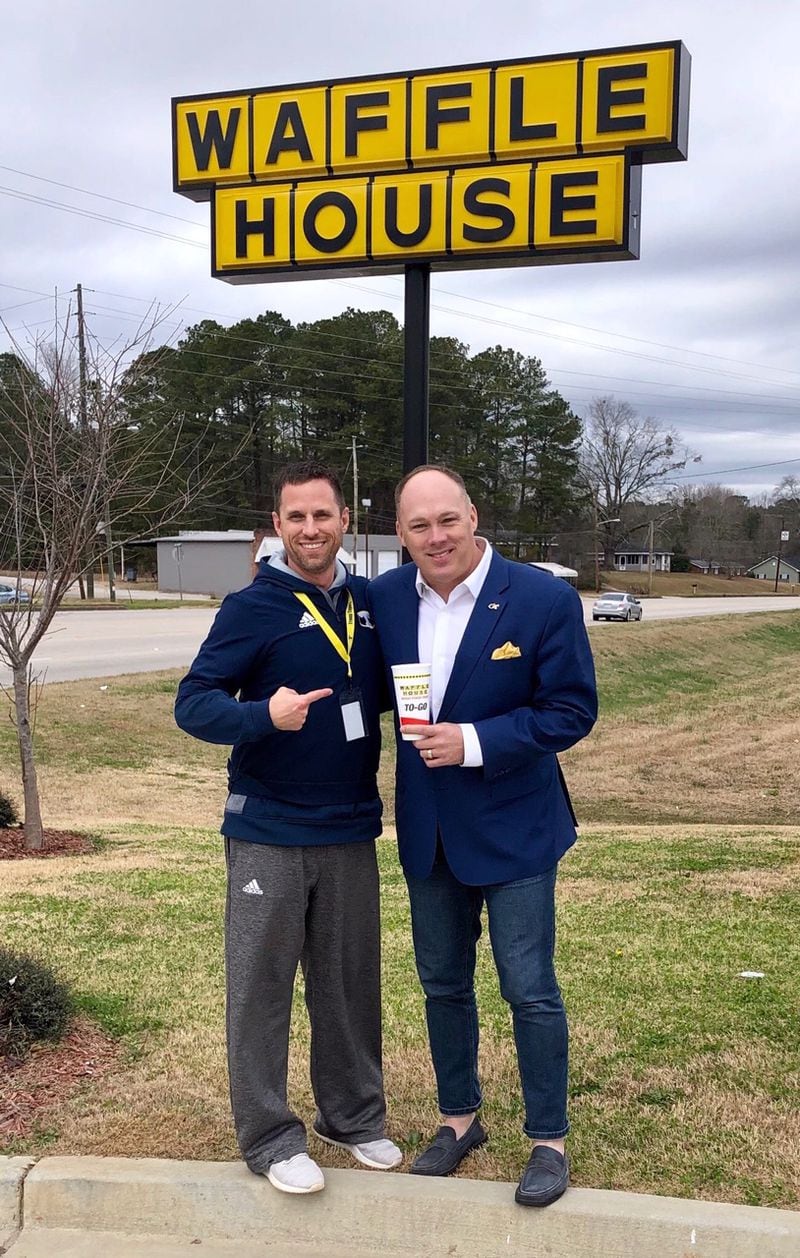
0;582;31;605
592;591;642;622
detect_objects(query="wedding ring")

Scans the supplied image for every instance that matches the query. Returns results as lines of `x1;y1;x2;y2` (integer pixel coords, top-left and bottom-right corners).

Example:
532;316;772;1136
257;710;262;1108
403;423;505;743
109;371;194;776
427;749;433;761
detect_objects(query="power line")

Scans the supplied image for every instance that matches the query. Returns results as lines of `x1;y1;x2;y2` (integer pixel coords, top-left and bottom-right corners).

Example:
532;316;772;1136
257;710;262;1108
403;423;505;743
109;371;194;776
4;297;797;434
0;164;205;227
60;291;800;416
673;456;800;481
0;186;207;249
2;168;797;394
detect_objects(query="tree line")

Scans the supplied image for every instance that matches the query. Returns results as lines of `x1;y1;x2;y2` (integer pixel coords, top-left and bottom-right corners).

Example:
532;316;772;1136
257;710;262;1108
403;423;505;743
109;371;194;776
2;305;797;578
120;306;585;552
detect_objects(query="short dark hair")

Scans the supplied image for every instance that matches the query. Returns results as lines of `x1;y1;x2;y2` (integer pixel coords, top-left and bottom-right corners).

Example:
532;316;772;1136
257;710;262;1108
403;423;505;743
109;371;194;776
394;464;470;512
273;461;346;512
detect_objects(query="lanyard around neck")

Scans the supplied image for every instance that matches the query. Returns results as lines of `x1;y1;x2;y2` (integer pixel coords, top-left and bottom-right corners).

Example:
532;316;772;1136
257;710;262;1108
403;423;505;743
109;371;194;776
294;589;355;679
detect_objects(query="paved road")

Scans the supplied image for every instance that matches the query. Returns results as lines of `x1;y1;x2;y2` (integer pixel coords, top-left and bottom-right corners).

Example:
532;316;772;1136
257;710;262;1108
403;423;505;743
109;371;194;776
0;609;218;684
1;596;799;684
585;594;800;624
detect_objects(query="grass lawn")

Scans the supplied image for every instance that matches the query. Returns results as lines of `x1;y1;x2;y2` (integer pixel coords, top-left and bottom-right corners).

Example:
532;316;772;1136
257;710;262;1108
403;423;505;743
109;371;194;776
1;610;799;1206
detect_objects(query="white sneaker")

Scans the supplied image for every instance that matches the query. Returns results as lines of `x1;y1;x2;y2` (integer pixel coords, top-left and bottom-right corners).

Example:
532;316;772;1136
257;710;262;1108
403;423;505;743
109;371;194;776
266;1153;325;1194
314;1128;403;1170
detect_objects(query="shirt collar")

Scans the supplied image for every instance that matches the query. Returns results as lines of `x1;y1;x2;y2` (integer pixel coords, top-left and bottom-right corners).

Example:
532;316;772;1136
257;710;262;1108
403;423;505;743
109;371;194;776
415;538;493;601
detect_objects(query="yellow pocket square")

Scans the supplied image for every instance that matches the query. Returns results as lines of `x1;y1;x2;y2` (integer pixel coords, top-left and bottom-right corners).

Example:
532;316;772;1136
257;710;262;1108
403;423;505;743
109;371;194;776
491;641;522;660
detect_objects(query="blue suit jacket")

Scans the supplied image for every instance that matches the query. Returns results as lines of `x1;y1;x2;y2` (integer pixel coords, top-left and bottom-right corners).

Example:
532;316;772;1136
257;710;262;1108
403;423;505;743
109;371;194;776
369;553;597;886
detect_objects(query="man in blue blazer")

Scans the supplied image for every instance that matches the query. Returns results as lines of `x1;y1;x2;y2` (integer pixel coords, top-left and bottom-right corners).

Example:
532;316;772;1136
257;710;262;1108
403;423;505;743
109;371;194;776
369;465;597;1207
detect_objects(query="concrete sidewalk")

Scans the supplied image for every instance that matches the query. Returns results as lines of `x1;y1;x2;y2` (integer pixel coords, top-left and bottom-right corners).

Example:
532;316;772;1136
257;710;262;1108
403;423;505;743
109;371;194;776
2;1155;800;1257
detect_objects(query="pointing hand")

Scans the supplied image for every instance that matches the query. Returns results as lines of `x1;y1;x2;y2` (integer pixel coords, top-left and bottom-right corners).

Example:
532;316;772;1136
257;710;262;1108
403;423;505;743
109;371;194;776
269;686;333;730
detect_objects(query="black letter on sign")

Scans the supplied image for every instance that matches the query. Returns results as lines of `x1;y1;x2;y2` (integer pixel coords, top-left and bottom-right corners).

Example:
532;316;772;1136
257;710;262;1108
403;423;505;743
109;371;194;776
549;171;598;237
235;198;275;257
187;109;241;171
596;64;647;133
463;178;515;243
233;194;275;254
426;83;471;150
303;191;358;253
384;185;433;247
509;78;557;141
345;91;390;157
266;101;314;164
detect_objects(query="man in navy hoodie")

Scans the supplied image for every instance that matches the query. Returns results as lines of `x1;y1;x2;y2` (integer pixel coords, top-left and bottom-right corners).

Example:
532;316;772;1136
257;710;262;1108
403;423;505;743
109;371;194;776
175;462;401;1195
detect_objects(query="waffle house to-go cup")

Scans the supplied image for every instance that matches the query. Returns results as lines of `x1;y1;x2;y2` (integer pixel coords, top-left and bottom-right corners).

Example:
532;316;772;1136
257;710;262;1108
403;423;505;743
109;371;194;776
391;663;432;739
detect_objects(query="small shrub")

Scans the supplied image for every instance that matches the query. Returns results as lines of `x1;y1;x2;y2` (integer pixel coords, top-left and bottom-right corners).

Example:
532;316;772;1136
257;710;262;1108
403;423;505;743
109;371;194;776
0;947;72;1060
0;790;19;828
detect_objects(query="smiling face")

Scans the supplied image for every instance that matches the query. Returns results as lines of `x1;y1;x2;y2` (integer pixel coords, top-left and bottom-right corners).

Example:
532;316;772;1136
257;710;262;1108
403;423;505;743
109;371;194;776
396;469;481;599
273;479;349;587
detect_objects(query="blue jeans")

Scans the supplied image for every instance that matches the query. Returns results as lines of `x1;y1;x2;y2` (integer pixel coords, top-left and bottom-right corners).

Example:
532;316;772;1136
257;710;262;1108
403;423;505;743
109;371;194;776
405;850;568;1140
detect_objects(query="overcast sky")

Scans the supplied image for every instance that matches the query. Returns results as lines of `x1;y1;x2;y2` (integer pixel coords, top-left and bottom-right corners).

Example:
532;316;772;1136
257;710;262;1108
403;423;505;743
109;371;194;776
3;0;799;502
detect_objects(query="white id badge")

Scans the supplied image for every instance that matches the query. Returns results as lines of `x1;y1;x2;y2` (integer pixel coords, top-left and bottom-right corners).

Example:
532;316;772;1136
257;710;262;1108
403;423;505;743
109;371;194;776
340;686;367;741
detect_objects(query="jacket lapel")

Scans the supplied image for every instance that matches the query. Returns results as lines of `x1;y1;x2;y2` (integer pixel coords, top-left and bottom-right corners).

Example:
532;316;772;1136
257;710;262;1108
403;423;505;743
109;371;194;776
438;552;511;720
394;564;423;663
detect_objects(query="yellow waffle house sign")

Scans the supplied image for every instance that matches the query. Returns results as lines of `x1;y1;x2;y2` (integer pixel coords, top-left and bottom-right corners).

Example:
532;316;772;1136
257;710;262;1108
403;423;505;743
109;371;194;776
172;42;690;282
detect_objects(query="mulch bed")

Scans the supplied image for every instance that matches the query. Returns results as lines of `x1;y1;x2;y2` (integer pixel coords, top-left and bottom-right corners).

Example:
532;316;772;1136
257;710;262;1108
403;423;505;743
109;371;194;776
0;827;94;860
0;1018;120;1141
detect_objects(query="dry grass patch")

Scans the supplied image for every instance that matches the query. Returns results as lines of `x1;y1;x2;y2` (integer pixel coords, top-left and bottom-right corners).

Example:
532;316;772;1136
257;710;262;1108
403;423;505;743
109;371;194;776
565;613;800;824
690;865;800;898
600;570;800;597
36;761;226;830
558;876;646;905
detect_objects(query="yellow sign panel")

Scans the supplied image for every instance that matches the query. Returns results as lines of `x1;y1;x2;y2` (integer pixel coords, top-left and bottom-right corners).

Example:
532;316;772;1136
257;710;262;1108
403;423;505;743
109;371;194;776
212;155;637;281
449;164;531;255
493;60;579;161
329;78;408;174
533;156;628;247
174;96;251;192
409;69;492;168
371;171;449;261
252;87;328;181
293;178;370;265
172;42;689;199
581;48;676;152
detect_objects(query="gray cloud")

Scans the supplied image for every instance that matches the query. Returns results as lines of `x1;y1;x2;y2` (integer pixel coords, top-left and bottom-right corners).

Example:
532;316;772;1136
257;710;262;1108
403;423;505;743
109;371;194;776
3;0;799;500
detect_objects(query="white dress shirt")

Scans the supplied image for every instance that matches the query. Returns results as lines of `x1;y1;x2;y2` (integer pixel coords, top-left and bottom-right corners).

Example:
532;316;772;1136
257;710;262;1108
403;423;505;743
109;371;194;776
415;538;493;768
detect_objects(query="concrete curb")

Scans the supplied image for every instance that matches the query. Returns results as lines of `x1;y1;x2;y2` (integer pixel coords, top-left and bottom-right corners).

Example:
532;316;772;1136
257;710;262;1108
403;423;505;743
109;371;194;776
6;1155;799;1257
0;1157;35;1250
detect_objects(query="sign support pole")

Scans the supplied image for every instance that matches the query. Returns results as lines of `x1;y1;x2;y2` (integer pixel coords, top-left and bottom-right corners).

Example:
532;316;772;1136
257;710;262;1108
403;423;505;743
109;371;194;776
402;263;430;473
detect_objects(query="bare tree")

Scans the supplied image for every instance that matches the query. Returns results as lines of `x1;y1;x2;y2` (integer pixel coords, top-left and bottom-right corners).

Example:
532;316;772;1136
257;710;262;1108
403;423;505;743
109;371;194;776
0;308;200;850
579;397;699;562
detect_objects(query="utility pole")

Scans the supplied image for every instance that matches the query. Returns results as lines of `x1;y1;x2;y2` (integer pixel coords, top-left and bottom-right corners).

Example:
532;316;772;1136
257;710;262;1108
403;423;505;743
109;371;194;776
351;435;359;570
76;284;94;599
105;515;116;602
362;498;371;579
648;517;655;597
774;517;787;592
594;499;605;593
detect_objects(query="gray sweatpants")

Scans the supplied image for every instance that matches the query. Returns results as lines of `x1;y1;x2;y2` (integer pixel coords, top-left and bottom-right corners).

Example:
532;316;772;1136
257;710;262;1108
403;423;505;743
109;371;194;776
224;836;386;1171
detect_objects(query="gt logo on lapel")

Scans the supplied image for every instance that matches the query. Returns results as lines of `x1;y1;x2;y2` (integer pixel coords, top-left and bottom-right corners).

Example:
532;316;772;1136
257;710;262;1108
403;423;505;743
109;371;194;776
491;641;522;660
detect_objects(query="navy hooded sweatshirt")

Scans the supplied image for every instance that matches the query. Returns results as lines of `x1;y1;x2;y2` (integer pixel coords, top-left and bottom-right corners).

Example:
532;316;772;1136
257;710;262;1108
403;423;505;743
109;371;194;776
174;558;386;845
